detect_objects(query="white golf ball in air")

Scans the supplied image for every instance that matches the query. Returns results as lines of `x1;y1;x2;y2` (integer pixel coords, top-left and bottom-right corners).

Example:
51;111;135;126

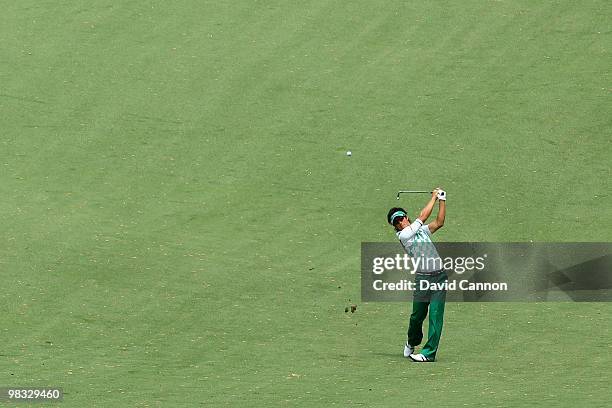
346;151;352;156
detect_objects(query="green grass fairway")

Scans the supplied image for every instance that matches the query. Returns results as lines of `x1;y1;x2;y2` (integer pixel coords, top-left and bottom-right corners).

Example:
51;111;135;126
1;1;611;406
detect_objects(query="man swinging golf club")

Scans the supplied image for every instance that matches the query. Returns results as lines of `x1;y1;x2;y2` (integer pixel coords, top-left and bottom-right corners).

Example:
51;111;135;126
387;188;447;362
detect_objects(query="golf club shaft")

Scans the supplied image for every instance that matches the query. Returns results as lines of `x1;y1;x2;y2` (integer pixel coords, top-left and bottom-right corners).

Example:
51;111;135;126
396;190;433;200
397;190;431;194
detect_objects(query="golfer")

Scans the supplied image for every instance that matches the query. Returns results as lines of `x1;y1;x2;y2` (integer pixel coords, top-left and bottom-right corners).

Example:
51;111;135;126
387;188;447;362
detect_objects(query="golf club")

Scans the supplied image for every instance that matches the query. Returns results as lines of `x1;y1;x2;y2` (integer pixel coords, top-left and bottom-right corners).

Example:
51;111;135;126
396;190;432;200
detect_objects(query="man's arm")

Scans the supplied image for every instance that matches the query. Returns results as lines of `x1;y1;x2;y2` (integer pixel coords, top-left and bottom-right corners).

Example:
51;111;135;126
416;189;439;223
428;192;446;234
398;219;423;244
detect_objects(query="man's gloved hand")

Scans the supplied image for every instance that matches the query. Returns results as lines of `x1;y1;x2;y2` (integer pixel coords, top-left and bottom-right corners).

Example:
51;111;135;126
436;189;446;201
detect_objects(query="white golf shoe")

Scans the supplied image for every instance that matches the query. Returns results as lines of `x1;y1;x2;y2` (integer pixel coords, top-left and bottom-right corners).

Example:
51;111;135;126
408;353;432;362
403;343;415;358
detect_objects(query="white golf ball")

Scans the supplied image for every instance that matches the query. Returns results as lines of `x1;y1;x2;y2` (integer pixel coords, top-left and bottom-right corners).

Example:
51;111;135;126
346;151;352;156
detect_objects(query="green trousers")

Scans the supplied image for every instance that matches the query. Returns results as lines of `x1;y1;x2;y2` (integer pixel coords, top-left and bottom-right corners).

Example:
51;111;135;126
408;272;447;361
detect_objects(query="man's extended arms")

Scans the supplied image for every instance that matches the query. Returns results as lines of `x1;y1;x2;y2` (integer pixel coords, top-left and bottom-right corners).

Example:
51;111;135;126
416;189;440;223
428;189;446;233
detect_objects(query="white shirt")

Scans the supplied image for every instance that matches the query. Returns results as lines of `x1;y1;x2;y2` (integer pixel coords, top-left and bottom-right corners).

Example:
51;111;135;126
396;219;442;274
